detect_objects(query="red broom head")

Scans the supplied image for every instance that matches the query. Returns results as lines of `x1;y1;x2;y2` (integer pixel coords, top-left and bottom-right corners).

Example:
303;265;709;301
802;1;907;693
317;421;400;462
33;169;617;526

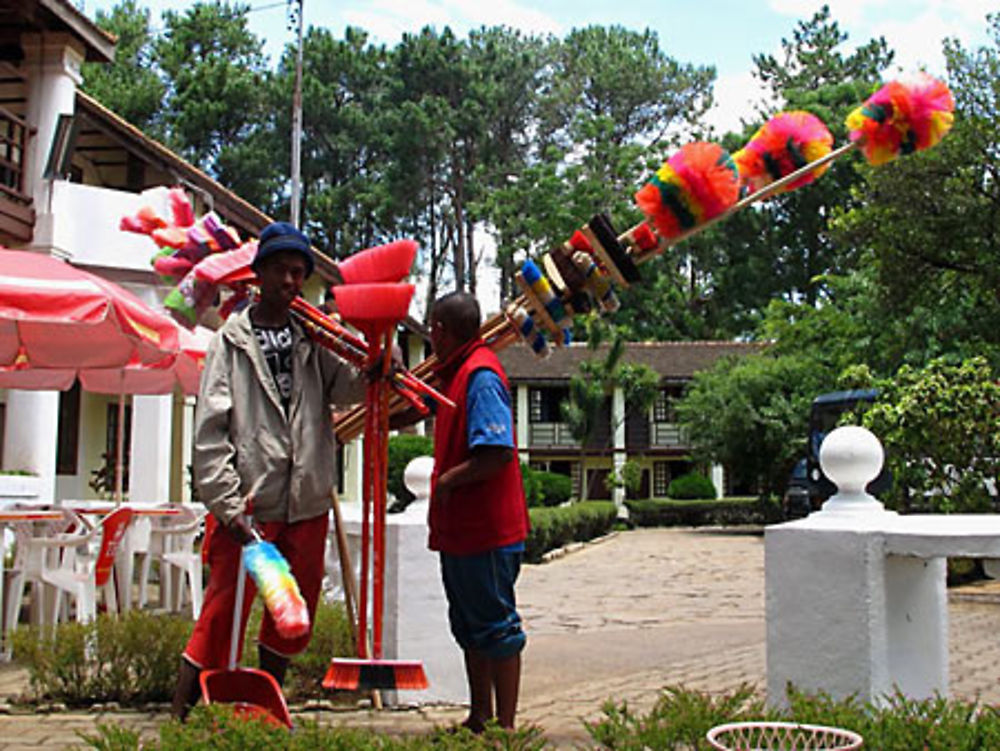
333;282;415;335
635;142;740;240
846;73;955;166
568;230;592;253
337;239;418;284
733;111;834;193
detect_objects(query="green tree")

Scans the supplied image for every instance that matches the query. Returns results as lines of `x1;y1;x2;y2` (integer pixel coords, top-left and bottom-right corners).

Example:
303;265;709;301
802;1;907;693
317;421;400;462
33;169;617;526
862;357;1000;513
832;13;1000;372
154;2;270;183
561;317;660;500
676;352;829;497
81;0;166;134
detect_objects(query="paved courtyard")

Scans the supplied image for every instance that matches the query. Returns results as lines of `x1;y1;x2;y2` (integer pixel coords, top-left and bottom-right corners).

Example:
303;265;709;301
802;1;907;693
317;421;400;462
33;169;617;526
1;527;1000;748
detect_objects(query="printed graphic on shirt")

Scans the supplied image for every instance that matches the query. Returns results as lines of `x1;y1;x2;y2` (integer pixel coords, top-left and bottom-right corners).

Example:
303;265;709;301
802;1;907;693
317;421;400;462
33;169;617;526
254;324;294;407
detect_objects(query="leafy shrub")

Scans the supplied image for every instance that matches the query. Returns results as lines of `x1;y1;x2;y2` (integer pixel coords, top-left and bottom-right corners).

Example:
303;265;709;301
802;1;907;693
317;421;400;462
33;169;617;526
13;599;354;707
81;703;549;749
387;434;434;509
667;472;717;500
625;497;782;527
585;683;1000;751
534;470;574;507
525;501;616;563
12;610;192;706
521;462;543;507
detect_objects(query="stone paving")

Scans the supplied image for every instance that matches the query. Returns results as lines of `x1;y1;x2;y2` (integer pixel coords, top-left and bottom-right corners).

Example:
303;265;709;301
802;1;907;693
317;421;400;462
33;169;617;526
2;527;1000;748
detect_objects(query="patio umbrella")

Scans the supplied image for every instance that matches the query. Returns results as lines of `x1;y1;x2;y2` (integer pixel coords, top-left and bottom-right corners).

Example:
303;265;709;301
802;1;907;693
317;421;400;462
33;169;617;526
0;248;180;370
0;248;191;500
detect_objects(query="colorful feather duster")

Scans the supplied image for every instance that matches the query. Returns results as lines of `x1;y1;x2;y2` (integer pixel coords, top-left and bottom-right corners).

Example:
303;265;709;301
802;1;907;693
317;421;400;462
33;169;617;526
846;73;955;166
733;111;833;193
634;142;740;241
243;539;310;640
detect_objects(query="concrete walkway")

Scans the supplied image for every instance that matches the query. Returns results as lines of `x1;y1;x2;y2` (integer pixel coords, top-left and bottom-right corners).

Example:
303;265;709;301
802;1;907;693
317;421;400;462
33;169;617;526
2;527;999;748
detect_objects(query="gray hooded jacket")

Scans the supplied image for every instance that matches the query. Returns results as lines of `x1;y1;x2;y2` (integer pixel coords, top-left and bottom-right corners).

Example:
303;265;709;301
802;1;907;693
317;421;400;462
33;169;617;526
193;306;363;526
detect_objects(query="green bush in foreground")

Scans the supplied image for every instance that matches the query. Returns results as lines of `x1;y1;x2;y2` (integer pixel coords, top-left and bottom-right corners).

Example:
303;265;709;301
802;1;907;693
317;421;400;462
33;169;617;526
667;472;718;500
13;598;355;707
79;704;548;750
77;685;1000;749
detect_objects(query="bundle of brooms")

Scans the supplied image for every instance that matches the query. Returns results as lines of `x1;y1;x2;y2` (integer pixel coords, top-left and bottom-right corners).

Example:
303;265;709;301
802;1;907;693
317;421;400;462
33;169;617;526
332;73;955;444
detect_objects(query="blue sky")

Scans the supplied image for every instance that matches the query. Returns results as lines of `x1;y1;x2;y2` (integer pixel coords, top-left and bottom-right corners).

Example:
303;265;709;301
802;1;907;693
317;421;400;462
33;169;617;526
80;0;995;132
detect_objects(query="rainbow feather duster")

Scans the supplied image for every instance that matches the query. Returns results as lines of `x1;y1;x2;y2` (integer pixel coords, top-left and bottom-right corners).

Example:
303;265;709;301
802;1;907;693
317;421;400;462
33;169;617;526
635;142;740;240
733;111;833;193
243;539;310;639
846;73;955;166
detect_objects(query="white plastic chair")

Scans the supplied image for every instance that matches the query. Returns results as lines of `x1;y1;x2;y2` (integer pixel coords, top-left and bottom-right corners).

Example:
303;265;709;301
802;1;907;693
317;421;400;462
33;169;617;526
706;721;863;750
16;507;134;626
137;505;205;618
3;508;84;649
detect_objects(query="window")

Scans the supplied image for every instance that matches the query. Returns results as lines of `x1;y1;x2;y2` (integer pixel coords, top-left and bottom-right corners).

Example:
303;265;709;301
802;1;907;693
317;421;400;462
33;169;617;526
56;382;81;475
653;461;671;497
653;385;684;423
105;403;132;492
528;387;568;422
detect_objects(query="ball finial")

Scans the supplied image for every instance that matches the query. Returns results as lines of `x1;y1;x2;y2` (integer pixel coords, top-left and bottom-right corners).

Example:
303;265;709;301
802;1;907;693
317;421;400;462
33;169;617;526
817;426;890;516
403;456;434;503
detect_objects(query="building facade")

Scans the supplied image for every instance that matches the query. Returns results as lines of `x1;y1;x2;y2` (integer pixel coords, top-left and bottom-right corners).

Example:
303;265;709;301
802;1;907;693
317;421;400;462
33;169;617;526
496;341;761;504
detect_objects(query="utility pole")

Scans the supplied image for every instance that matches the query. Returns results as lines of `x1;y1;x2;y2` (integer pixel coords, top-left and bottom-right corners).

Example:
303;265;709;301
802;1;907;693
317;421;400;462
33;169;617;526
289;0;304;227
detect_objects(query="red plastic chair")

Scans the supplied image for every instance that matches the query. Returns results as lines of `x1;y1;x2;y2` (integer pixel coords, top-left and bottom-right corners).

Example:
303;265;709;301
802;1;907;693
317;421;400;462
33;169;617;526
22;507;134;624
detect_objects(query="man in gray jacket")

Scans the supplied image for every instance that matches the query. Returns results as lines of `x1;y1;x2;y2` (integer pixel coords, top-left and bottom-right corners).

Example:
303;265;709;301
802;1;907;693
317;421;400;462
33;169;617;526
172;221;363;719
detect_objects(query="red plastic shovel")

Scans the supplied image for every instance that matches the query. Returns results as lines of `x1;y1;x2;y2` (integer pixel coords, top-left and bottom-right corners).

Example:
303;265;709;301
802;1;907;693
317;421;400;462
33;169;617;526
200;542;293;729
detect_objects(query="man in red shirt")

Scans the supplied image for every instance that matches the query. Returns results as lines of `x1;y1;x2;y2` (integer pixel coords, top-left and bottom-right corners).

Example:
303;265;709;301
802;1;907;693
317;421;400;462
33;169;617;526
427;291;529;732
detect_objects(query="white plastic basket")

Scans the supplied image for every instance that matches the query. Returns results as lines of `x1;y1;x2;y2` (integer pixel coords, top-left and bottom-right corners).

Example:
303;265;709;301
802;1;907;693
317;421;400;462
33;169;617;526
706;721;863;750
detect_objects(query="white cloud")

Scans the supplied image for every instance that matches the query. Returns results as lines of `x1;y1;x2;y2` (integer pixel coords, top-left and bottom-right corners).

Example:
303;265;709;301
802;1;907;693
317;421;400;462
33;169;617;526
705;70;776;135
341;0;562;44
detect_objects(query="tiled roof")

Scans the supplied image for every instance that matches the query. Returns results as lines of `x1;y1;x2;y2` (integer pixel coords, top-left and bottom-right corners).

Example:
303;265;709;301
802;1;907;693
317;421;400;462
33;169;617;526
496;340;765;381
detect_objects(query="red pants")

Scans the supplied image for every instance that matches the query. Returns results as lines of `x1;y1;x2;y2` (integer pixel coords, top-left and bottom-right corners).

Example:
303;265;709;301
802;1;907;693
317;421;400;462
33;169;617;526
183;513;329;669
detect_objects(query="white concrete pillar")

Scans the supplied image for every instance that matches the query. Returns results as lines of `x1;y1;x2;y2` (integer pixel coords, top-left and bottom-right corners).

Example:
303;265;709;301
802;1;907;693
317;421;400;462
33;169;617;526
515;385;529;464
179;395;196;504
710;463;724;499
344;437;363;506
1;390;59;503
334;456;465;707
22;33;84;257
611;386;626;509
129;394;173;503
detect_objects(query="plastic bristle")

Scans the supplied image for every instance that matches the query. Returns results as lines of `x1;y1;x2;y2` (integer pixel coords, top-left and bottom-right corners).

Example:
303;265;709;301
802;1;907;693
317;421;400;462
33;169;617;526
323;659;428;691
337;240;418;284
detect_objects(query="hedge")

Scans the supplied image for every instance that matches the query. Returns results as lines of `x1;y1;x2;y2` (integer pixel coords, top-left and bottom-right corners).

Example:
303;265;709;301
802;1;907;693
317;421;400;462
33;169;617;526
525;500;617;563
625;496;783;527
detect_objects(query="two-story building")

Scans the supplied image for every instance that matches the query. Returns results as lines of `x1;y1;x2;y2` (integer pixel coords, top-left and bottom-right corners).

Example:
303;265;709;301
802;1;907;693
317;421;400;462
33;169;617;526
496;341;761;503
0;0;344;506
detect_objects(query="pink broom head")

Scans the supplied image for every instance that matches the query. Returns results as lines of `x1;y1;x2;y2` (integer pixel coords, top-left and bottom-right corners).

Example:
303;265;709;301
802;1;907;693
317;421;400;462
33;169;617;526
635;142;740;241
846;73;955;166
168;187;195;228
337;239;418;284
243;539;310;640
733;111;834;193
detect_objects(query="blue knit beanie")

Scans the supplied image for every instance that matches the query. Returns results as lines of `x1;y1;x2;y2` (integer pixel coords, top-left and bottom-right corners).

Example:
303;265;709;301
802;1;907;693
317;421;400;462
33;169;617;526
253;221;315;278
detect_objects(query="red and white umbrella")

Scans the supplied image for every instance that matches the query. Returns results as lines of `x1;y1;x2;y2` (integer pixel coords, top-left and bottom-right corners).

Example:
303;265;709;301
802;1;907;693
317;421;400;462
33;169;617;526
0;248;180;371
0;248;200;500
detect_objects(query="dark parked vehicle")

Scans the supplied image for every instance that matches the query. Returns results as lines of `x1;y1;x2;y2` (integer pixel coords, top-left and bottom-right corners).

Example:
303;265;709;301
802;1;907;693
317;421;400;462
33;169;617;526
782;458;811;519
783;389;892;518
